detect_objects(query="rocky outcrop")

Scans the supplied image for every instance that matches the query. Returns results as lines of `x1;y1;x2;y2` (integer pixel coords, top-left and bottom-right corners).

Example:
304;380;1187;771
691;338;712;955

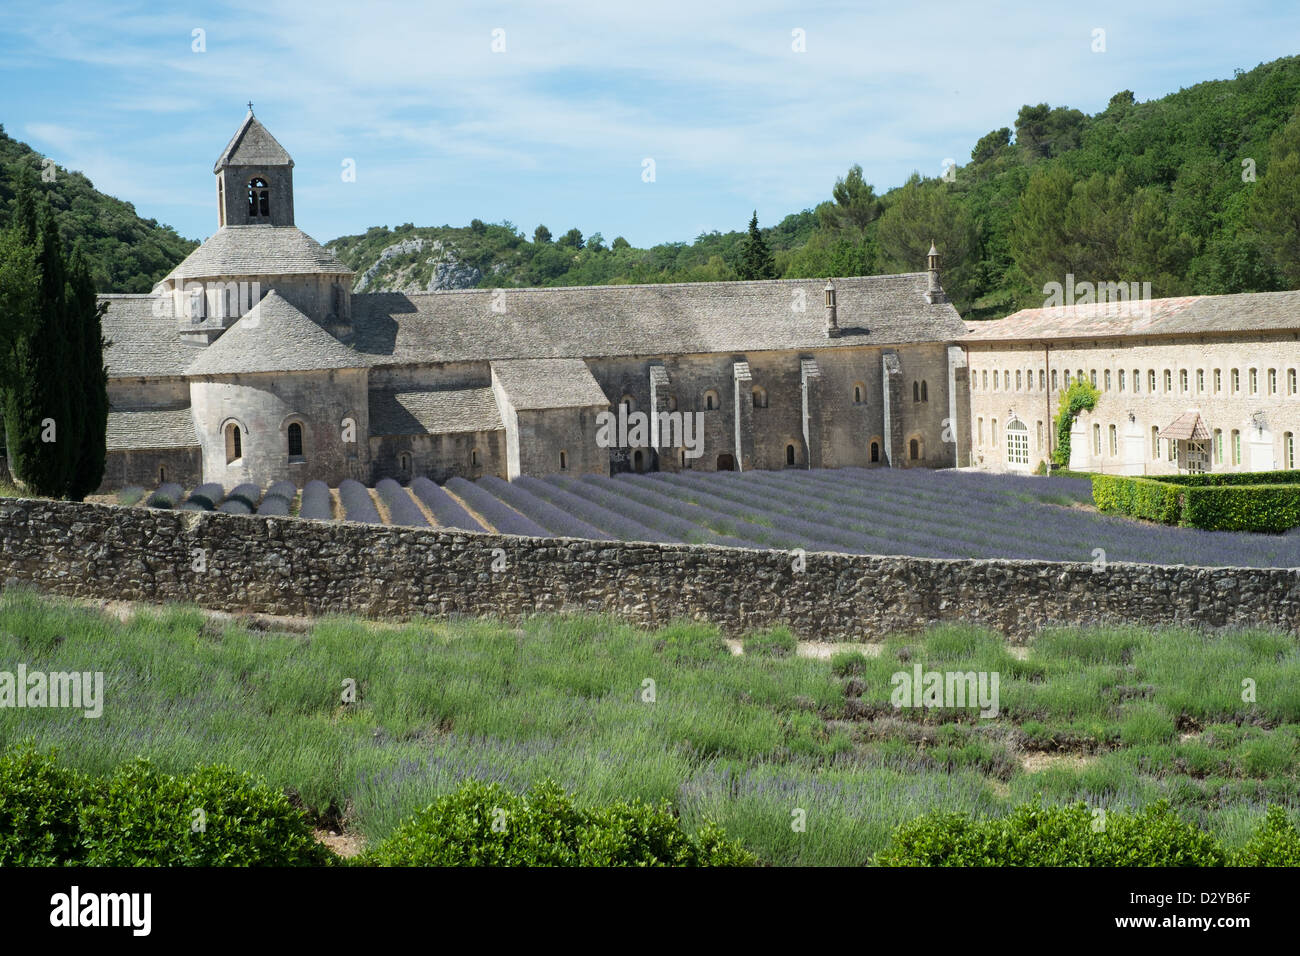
353;237;482;293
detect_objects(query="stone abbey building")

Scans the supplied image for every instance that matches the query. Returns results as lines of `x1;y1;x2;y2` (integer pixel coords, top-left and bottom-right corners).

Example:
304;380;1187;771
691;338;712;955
97;112;1297;492
98;112;970;491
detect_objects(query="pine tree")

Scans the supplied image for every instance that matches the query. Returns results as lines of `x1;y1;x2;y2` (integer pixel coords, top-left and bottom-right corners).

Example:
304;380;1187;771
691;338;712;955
739;211;775;280
66;242;109;500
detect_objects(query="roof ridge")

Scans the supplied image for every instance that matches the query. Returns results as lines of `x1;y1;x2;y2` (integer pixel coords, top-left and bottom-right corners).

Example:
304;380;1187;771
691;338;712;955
362;272;927;298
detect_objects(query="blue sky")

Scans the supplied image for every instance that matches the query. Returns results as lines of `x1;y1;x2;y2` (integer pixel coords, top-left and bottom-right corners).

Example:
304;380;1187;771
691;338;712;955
1;0;1296;247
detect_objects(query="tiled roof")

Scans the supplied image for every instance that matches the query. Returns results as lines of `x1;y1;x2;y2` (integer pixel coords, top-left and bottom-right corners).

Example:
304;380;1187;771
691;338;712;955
351;273;967;364
106;405;198;450
165;226;351;281
369;387;503;435
962;290;1300;343
186;291;367;376
215;112;293;172
1160;411;1210;441
492;359;609;409
101;295;206;379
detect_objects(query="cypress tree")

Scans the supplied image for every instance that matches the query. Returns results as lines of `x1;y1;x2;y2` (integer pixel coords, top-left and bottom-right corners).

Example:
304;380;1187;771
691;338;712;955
66;242;108;500
2;195;75;496
739;211;775;280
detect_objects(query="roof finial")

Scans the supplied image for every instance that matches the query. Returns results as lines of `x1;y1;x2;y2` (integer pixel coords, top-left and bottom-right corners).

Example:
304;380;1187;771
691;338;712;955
247;101;254;114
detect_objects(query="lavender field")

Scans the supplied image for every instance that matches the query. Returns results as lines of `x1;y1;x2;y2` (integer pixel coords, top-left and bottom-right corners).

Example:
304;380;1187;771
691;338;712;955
118;467;1300;568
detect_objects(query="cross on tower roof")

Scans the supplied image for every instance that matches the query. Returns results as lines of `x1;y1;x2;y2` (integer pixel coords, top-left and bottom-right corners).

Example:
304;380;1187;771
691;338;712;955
247;101;254;113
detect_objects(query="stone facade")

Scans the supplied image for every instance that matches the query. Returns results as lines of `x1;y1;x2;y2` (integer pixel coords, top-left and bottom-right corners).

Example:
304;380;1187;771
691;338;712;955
97;111;968;493
2;497;1297;639
964;301;1300;475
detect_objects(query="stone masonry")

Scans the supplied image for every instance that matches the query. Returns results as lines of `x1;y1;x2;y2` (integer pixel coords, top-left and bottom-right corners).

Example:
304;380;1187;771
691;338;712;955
2;498;1298;640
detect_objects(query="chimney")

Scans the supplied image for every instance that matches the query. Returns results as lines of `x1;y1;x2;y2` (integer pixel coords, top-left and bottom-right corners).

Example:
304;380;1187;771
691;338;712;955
925;242;948;304
824;279;841;337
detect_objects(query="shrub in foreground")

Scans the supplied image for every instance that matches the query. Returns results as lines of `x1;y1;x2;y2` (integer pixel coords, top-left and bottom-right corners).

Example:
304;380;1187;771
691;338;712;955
79;760;334;866
876;800;1227;866
1233;806;1300;866
0;746;93;865
364;779;756;867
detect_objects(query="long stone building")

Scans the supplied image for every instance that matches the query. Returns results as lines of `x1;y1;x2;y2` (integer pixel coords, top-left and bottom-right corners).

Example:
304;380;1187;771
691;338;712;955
962;295;1300;475
97;111;970;491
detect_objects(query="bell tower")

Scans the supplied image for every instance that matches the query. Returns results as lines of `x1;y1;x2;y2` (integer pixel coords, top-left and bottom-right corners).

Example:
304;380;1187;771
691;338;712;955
214;105;295;228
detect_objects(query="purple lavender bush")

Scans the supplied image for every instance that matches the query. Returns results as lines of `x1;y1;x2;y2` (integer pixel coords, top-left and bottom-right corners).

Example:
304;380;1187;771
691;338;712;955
409;477;486;532
298;480;333;521
445;477;547;537
339;479;382;524
375;478;429;527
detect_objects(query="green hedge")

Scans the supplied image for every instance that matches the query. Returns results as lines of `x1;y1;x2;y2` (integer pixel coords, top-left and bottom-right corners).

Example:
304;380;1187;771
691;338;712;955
877;800;1300;866
1092;475;1182;524
1155;470;1300;487
1091;474;1300;532
1182;483;1300;532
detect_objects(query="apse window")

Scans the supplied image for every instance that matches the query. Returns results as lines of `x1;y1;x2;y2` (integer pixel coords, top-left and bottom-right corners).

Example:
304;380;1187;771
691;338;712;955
225;423;242;464
287;422;303;460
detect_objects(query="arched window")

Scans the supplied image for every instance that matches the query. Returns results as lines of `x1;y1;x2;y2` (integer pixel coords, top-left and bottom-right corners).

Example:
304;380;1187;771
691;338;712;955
786;444;796;465
667;394;678;412
559;450;568;471
920;380;928;402
620;394;637;413
909;438;920;460
870;441;880;463
1287;432;1295;470
189;287;205;322
752;386;767;409
634;450;645;472
399;452;411;475
679;449;686;468
471;448;480;467
853;383;865;404
1006;419;1029;466
703;390;719;411
913;381;920;402
159;465;167;484
225;423;242;464
248;177;269;217
287;422;303;459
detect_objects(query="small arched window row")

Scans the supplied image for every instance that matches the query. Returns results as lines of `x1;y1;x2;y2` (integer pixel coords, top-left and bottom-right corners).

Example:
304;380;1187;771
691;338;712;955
752;386;768;409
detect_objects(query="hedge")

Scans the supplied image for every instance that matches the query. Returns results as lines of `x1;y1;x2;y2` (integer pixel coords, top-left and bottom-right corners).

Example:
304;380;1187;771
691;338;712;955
1091;474;1182;524
1092;474;1300;532
1156;470;1300;487
1182;483;1300;532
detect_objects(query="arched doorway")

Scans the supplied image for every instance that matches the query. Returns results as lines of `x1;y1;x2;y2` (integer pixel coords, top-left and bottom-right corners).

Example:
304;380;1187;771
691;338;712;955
716;453;736;471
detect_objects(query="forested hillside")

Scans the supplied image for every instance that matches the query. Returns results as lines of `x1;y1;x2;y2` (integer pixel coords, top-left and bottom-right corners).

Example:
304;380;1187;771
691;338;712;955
328;54;1300;319
5;54;1300;313
0;126;198;293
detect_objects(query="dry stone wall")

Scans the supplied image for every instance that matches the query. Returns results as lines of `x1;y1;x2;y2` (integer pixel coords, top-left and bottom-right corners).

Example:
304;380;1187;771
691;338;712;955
1;497;1298;639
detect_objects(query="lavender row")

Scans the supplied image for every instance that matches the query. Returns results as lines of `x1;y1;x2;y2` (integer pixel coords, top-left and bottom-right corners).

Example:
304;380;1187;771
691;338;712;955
375;478;429;527
558;475;753;548
513;476;673;543
339;479;382;524
145;482;183;509
445;477;548;537
410;477;486;532
182;482;225;511
477;476;614;541
298;480;333;521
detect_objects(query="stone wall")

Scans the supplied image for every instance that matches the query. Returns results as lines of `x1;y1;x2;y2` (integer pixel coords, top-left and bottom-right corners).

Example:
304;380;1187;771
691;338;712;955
2;497;1298;639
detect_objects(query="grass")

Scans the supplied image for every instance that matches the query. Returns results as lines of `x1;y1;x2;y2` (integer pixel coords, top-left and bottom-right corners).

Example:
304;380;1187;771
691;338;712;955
1;587;1297;865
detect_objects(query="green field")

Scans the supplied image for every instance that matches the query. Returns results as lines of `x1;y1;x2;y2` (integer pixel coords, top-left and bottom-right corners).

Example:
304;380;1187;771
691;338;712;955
1;587;1297;865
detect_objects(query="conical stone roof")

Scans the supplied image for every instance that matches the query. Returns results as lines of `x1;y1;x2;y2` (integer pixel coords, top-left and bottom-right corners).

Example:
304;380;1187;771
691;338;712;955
215;111;293;172
186;291;367;376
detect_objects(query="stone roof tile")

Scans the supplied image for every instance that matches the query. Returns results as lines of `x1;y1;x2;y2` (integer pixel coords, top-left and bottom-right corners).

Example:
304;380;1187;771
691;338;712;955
214;112;293;172
491;359;608;409
165;226;351;282
369;387;503;435
106;405;198;450
185;291;367;376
